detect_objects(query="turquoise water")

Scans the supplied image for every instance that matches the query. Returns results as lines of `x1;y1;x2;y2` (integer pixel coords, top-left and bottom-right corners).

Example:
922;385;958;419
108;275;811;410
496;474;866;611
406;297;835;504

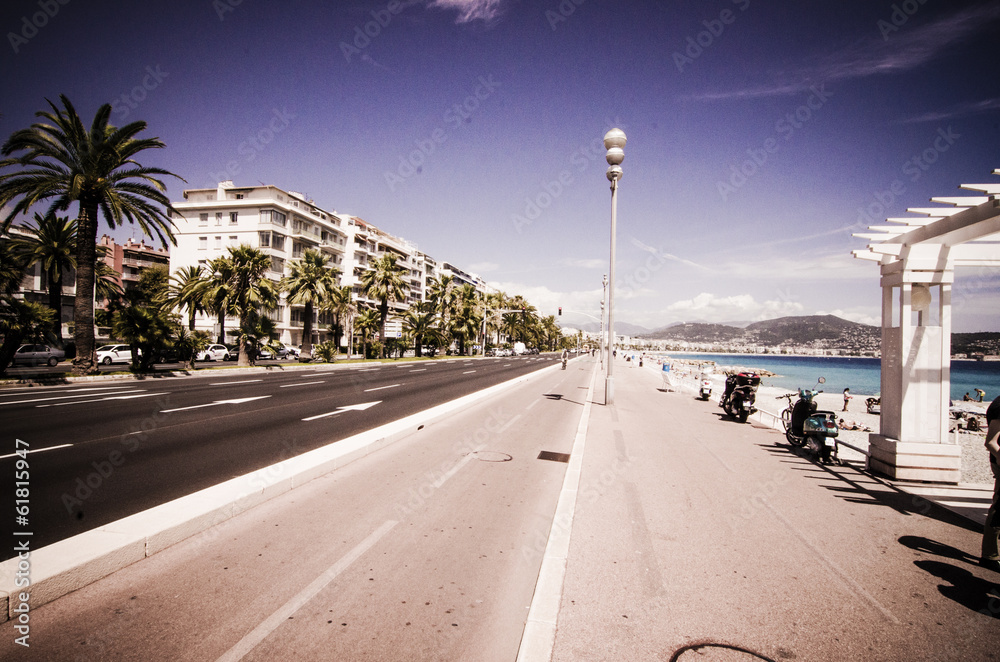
660;352;1000;402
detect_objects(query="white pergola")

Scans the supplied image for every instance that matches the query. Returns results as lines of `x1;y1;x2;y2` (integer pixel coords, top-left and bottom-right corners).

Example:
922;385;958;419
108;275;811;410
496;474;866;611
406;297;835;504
854;168;1000;483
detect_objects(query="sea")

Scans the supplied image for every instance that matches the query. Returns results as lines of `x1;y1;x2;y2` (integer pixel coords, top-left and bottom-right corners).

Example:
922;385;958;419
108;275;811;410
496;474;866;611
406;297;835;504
657;352;1000;402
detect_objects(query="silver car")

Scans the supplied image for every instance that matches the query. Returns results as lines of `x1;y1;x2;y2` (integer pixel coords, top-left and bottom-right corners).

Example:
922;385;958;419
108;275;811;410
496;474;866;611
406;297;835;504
12;343;65;367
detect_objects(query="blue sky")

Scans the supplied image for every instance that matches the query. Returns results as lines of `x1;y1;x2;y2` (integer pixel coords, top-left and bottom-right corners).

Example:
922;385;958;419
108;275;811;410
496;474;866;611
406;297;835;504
2;0;998;332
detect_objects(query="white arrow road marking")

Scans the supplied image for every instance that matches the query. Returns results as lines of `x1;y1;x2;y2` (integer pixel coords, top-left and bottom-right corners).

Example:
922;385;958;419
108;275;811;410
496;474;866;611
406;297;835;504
364;383;400;392
161;396;271;413
302;400;381;421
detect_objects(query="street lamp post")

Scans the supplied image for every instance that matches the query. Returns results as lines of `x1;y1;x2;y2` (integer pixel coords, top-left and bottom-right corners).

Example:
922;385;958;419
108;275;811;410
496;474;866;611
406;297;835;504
600;274;607;371
604;128;625;405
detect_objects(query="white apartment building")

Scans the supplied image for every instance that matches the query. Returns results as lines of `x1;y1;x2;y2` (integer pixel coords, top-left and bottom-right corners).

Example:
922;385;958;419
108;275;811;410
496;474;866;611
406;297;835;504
168;181;484;349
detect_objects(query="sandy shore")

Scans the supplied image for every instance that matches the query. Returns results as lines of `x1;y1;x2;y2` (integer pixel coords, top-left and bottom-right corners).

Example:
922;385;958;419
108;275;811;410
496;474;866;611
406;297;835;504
650;357;993;486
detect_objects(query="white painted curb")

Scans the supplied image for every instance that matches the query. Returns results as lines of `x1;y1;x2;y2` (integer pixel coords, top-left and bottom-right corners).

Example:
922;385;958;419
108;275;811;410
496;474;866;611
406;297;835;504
0;361;559;621
516;363;597;662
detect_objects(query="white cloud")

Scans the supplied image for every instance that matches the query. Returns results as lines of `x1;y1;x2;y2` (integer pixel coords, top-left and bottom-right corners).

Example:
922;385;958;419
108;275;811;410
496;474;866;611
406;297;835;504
666;292;804;323
468;261;499;273
425;0;506;23
816;309;880;326
559;257;605;269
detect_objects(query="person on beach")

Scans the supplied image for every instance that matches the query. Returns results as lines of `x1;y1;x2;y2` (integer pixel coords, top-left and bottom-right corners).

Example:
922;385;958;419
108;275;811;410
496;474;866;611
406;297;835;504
981;394;1000;573
964;392;973;401
976;388;986;402
843;388;852;412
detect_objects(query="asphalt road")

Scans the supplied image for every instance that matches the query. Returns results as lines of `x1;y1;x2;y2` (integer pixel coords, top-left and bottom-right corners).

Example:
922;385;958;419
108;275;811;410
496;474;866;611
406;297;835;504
0;354;563;560
0;354;596;661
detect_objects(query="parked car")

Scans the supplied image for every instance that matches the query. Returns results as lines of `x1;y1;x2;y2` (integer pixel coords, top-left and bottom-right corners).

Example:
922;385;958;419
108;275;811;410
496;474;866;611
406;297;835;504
152;347;180;364
12;343;65;367
96;344;138;365
196;344;232;362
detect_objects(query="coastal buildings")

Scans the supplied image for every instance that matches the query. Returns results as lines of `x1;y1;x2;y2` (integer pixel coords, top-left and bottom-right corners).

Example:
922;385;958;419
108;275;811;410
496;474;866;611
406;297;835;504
168;181;488;348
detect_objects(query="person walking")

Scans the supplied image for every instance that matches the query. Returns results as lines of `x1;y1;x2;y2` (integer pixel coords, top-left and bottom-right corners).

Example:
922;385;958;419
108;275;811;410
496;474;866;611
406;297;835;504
981;394;1000;573
842;388;852;412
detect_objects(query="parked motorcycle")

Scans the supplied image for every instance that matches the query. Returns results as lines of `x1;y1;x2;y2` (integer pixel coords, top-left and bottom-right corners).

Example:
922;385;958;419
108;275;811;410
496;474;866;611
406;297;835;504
720;372;760;423
780;377;840;464
698;372;713;401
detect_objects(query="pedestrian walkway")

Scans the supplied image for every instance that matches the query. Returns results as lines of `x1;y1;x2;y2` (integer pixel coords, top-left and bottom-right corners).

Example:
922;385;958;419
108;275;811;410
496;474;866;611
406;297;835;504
544;358;999;661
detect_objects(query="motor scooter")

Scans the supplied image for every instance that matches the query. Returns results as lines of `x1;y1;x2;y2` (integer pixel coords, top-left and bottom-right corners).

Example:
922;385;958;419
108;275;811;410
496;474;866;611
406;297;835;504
720;372;759;423
780;377;840;464
698;372;713;401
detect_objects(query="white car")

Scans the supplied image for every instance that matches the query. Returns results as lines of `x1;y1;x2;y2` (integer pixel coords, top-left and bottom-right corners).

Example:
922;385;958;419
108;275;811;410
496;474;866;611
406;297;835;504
96;344;138;365
197;344;232;361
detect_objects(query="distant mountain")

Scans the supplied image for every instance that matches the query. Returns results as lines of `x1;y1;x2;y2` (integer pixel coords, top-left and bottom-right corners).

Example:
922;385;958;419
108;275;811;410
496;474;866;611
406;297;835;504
640;314;880;351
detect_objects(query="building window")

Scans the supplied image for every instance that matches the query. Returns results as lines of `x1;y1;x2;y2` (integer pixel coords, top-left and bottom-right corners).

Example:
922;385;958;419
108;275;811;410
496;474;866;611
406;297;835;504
228;235;238;246
230;212;239;225
236;194;244;200
199;213;208;226
271;234;285;251
259;231;270;248
199;236;208;250
270;256;284;273
214;236;222;250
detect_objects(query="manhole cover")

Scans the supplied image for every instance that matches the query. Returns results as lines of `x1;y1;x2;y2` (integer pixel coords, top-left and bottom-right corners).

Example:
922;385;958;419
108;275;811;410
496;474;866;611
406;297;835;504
470;451;512;462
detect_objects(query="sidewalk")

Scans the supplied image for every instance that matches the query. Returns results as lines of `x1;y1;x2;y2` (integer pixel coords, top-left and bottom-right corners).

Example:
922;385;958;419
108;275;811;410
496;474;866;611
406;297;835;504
547;359;999;661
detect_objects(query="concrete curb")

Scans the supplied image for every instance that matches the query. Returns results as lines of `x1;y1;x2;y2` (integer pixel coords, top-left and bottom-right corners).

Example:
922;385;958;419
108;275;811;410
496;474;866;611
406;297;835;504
516;363;597;662
0;360;559;621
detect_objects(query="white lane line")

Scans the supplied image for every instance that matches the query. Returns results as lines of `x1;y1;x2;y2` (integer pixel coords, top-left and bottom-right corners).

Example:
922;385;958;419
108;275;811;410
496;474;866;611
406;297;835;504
503;364;512;367
38;393;160;408
209;380;263;386
409;369;427;373
0;389;144;406
432;451;479;489
279;381;325;388
364;383;401;393
356;368;381;372
462;370;476;375
215;520;398;662
0;386;126;398
0;443;72;460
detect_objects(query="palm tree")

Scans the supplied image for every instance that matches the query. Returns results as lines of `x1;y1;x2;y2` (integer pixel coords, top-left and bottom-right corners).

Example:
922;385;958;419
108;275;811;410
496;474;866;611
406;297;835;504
355;306;380;359
164;265;208;331
0;95;184;374
324;284;356;355
226;245;279;366
400;303;439;357
0;239;54;374
111;305;174;372
204;256;235;345
11;212;75;345
359;253;407;358
172;325;212;370
281;248;339;361
428;274;456;351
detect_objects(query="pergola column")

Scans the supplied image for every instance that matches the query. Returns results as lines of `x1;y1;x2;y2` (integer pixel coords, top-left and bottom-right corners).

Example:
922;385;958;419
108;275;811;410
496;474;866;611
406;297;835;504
868;265;960;482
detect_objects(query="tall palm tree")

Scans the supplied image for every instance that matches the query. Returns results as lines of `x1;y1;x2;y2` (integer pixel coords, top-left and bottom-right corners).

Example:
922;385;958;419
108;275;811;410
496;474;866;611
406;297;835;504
355;306;380;359
0;95;183;374
324;284;356;355
400;303;439;357
11;212;76;345
164;265;208;331
428;274;456;350
204;256;235;345
226;245;279;366
360;253;407;358
281;248;339;361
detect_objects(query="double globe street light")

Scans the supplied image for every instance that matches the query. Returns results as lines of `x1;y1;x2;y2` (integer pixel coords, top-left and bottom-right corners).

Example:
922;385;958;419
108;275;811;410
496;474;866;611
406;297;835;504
603;128;626;405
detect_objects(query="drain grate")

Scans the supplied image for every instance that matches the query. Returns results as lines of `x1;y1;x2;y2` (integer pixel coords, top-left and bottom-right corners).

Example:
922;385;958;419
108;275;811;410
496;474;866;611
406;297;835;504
537;450;570;463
